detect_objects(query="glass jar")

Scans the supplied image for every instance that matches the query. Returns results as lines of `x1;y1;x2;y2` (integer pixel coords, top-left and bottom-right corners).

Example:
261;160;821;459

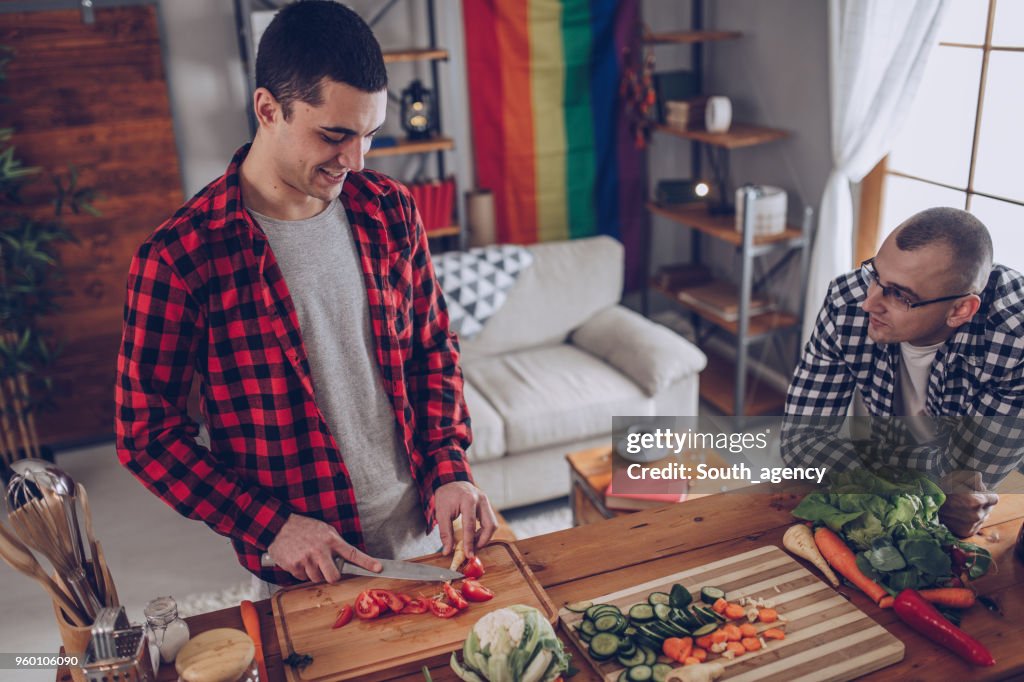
144;596;190;664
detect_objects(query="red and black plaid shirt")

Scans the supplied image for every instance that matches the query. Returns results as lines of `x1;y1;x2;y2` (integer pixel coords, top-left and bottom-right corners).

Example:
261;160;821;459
115;145;473;584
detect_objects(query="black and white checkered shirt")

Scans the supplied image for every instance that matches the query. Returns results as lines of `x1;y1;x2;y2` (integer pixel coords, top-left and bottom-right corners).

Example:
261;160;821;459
784;264;1024;487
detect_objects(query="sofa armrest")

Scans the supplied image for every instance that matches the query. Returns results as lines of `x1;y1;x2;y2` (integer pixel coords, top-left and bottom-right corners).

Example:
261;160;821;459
571;305;707;396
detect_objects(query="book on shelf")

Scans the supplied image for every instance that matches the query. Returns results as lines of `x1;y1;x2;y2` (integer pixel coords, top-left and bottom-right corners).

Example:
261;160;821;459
674;280;773;322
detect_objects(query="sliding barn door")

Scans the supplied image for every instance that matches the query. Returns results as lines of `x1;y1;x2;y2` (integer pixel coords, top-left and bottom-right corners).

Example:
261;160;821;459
0;2;183;446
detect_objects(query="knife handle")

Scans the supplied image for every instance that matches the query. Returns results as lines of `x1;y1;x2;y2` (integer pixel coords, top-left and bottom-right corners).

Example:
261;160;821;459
259;552;346;572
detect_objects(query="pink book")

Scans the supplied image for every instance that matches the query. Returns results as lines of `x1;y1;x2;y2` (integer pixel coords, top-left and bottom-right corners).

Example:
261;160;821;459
604;479;689;511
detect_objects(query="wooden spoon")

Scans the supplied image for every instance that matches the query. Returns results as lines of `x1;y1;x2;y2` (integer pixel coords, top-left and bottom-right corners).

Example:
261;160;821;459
76;484;105;604
0;519;88;626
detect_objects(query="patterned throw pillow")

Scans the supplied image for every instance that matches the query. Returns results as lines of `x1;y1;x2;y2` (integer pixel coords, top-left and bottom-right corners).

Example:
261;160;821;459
431;244;534;338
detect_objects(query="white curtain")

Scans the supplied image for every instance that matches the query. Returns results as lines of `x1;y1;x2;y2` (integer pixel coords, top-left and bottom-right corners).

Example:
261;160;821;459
802;0;949;343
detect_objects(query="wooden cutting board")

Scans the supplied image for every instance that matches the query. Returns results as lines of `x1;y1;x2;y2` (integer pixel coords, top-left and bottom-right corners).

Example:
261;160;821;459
559;545;905;682
272;541;555;682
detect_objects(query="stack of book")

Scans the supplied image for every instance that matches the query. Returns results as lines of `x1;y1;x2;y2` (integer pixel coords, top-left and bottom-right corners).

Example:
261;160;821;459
664;96;708;130
675;280;774;322
408;177;456;234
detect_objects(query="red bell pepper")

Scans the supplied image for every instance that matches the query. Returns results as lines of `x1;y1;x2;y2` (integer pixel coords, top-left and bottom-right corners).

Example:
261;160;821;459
893;589;995;667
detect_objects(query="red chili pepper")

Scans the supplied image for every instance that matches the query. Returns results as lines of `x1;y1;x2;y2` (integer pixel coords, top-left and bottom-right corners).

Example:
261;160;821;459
893;589;995;667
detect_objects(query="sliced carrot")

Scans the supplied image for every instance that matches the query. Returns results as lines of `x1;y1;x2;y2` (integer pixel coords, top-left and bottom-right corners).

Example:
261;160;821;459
721;623;743;642
695;634;715;650
692;647;708;662
763;628;786;640
757;608;778;623
814;527;889;605
739;622;758;637
724;603;746;620
683;657;701;666
741;637;762;652
662;636;693;663
726;641;746;656
710;630;728;644
878;596;894;609
712;597;729;614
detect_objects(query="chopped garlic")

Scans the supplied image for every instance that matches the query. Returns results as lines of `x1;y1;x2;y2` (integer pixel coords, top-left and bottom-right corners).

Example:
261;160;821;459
759;636;768;649
722;650;736;660
773;585;781;593
746;607;759;622
761;599;774;609
711;642;728;654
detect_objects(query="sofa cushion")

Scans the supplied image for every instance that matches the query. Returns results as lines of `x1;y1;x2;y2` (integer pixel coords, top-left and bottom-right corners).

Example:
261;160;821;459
463;344;654;454
460;236;624;359
462;380;506;463
571;305;708;396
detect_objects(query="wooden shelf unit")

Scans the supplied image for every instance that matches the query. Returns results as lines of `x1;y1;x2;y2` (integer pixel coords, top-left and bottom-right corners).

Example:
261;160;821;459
646;202;803;247
382;47;449;64
643;30;743;44
653;122;789;149
366;136;455;159
651;280;799;338
700;351;788;416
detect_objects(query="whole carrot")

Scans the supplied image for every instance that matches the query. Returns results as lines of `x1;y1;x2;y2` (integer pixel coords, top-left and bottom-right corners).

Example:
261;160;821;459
813;527;888;604
240;599;269;682
917;588;976;609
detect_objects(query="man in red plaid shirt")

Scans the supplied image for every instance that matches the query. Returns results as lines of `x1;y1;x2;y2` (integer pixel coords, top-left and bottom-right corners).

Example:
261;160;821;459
115;1;496;586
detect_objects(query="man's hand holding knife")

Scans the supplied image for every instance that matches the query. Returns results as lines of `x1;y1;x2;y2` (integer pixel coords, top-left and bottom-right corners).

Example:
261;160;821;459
266;514;382;583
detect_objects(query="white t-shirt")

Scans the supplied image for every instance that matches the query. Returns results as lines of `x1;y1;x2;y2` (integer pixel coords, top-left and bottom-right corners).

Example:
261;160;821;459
896;340;945;442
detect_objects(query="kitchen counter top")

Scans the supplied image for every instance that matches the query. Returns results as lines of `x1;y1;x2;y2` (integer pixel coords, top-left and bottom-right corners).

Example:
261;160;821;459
60;490;1024;681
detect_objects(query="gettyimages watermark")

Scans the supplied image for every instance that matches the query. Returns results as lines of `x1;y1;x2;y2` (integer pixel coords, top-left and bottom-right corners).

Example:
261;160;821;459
609;416;1024;497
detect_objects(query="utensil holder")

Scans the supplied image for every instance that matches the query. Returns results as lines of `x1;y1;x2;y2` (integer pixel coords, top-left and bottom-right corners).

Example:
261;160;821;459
53;599;91;682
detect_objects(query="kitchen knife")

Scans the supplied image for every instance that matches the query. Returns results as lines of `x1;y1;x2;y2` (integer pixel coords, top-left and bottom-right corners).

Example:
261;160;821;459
259;553;463;582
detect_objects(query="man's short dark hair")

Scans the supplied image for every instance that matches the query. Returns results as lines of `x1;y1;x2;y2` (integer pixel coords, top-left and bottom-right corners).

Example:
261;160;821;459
894;207;994;293
256;0;387;119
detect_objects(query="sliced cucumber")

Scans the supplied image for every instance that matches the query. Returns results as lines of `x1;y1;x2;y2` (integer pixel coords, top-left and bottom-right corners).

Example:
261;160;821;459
670;608;699;630
618;671;630;682
647;591;672;606
691;605;725;625
627;665;653;682
651;663;674;682
629;603;655;622
653;603;673;622
700;586;726;604
589;632;621;660
692;622;719;637
617;647;647;667
580;620;598;637
565;600;594;613
586;604;622;621
641;645;657;666
670;584;693;609
618;639;637;655
594;613;625;633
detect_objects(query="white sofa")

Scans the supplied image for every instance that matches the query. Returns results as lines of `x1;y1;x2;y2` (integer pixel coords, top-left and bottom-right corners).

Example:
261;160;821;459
458;236;707;509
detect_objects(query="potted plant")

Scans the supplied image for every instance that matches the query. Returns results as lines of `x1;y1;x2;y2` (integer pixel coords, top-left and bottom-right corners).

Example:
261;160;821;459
0;45;97;473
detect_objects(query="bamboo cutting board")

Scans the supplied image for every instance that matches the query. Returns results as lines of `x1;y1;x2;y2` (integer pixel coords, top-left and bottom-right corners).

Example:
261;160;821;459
272;541;555;682
559;545;905;682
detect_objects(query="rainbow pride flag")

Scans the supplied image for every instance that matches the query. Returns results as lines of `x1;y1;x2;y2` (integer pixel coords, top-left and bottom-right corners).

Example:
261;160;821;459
463;0;646;289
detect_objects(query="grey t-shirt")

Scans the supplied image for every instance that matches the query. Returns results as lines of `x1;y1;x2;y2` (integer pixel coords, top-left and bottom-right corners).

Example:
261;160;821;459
249;200;440;560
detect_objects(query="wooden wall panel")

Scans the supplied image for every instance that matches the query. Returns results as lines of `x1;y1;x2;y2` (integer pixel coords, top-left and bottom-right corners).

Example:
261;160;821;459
0;5;184;446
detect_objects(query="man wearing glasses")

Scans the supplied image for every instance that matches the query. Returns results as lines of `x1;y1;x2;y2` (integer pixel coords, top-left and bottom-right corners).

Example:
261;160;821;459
785;207;1024;537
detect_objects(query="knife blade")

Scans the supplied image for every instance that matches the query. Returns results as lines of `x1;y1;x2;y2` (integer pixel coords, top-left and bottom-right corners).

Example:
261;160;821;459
259;553;463;582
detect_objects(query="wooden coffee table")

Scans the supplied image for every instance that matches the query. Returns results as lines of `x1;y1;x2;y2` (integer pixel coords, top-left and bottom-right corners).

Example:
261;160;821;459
567;446;737;526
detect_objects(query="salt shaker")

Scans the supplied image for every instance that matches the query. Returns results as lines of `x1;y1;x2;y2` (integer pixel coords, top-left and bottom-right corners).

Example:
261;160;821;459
144;596;190;664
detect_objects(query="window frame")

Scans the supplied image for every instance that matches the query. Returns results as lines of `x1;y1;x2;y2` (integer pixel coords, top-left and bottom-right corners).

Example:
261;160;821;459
856;0;1023;263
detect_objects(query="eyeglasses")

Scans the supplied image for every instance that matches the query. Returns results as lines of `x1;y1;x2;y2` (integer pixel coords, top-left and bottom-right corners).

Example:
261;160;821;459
860;258;973;311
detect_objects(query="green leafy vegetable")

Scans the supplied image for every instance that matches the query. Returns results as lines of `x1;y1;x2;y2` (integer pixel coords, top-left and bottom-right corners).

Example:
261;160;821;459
450;604;570;682
791;467;991;592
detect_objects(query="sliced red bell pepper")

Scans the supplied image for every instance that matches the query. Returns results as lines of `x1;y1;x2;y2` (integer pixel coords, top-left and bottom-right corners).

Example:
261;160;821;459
893;589;995;667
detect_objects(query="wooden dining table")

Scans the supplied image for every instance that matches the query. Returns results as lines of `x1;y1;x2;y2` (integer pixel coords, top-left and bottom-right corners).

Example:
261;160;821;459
62;490;1023;682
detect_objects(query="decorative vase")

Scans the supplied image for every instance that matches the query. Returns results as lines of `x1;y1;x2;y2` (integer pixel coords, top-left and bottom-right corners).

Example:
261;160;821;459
705;96;733;134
